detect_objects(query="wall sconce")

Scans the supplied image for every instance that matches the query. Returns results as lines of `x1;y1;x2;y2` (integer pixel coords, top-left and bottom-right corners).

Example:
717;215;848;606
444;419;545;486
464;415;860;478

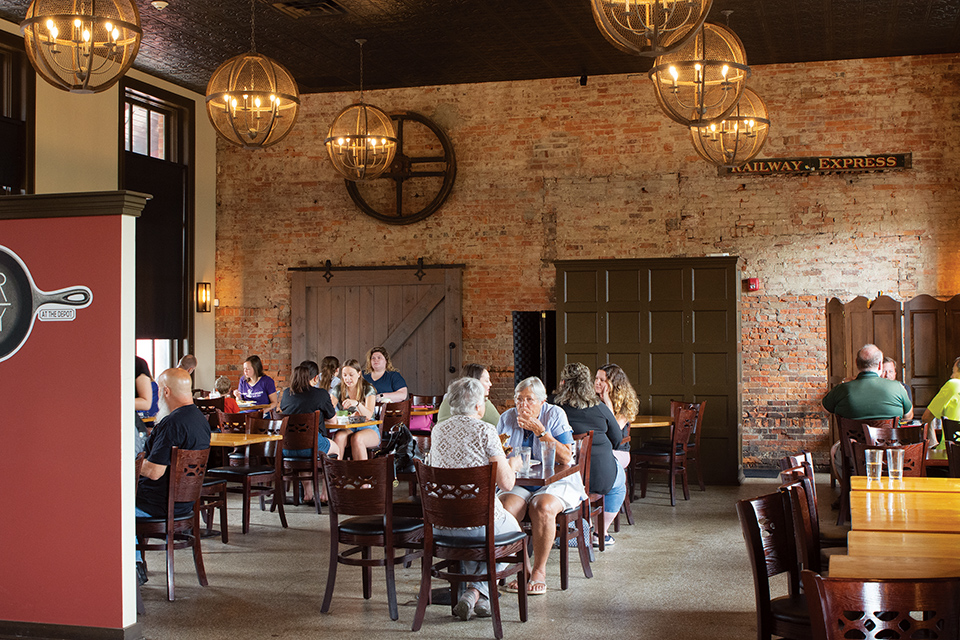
196;282;212;313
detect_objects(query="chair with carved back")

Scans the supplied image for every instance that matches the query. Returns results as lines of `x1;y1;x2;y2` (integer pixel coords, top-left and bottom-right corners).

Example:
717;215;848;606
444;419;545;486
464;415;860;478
633;406;698;506
942;417;960;446
779;452;848;551
379;398;411;432
862;424;923;446
195;396;225;418
779;475;823;576
835;417;896;525
412;459;528;639
136;447;211;601
206;415;288;534
196;405;229;541
736;490;811;640
278;411;324;513
851;441;927;478
801;570;960;640
320;454;423;621
557;431;594;588
671;400;707;491
948;441;960;478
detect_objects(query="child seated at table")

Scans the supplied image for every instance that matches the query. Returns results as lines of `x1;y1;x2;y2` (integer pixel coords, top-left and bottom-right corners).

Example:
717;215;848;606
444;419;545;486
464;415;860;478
211;375;240;413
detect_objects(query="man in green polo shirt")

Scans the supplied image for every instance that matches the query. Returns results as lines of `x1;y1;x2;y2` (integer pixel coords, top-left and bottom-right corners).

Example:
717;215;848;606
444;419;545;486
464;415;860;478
823;344;913;421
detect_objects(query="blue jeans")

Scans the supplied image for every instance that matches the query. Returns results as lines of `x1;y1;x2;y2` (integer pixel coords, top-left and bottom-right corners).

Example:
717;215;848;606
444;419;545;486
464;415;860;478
603;464;627;514
135;506;151;562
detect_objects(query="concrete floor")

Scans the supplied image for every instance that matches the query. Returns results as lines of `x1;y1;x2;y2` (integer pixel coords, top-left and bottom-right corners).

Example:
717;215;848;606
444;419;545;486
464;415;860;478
138;477;800;640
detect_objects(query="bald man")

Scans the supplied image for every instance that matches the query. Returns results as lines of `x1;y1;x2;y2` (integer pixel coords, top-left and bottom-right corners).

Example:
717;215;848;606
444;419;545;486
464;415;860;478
177;354;198;375
137;368;211;519
823;344;913;421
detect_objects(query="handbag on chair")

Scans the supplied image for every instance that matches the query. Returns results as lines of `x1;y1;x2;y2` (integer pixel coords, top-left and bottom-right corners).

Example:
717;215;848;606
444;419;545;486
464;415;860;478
373;423;421;474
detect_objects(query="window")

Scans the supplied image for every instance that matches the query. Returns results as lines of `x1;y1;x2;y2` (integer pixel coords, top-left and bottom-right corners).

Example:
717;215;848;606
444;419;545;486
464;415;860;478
124;91;174;160
0;31;34;195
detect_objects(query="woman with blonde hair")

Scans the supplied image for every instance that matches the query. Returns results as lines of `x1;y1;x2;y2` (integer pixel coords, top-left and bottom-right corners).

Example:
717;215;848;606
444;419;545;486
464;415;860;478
595;363;639;469
331;358;379;460
363;346;408;403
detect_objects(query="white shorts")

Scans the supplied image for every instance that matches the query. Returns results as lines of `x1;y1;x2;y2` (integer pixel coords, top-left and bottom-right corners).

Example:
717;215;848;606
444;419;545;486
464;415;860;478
500;475;585;512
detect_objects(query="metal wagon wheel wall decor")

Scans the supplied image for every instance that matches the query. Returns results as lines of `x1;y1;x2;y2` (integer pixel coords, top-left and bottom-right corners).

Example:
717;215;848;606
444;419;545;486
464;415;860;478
345;111;457;225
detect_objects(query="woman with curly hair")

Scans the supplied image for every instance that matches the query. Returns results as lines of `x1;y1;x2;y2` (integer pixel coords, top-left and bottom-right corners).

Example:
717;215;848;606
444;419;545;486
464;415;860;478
595;363;639;469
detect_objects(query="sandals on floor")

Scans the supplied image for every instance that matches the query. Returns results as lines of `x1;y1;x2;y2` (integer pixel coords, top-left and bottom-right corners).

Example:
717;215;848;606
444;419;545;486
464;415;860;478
505;579;547;595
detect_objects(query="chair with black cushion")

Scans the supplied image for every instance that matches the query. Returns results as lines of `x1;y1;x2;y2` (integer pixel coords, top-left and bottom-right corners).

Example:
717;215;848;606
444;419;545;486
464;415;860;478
412;459;528;639
136;447;211;601
736;491;811;640
851;441;927;477
206;416;288;534
801;570;960;640
279;411;323;513
948;441;960;478
835;417;896;525
862;424;923;446
320;454;423;621
779;452;848;550
633;406;698;506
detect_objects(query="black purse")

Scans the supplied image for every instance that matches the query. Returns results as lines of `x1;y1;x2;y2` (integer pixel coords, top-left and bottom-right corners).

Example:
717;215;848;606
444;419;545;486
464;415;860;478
373;423;421;474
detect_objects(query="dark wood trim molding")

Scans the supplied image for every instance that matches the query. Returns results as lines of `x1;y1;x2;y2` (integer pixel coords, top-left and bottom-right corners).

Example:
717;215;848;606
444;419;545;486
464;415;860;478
0;190;150;220
0;620;143;640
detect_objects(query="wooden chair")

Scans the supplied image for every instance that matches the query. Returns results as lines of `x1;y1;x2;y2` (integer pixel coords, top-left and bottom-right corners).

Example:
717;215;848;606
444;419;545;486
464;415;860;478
851;441;927;478
279;411;323;513
409;394;443;439
195;396;225;417
379;398;411;432
835;417;896;525
553;431;594;589
736;491;811;640
206;416;288;534
942;417;960;445
136;447;211;601
779;476;823;575
801;570;960;640
947;441;960;478
673;400;707;491
199;477;229;543
412;459;528;639
778;452;848;549
319;454;423;621
578;431;610;552
633;406;698;506
862;424;923;446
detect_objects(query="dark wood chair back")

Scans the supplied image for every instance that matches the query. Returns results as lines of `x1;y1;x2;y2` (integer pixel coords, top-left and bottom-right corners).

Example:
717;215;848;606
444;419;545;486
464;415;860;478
195;396;225;416
736;491;810;640
851;441;927;477
670;399;707;491
942;418;960;445
218;410;258;434
282;411;320;454
167;447;210;506
379;398;411;432
415;458;494;529
863;424;923;446
780;477;821;574
245;415;286;464
801;570;960;640
322;453;394;518
279;411;323;511
835;417;897;525
948;441;960;478
672;406;697;453
572;430;594;491
411;394;443;407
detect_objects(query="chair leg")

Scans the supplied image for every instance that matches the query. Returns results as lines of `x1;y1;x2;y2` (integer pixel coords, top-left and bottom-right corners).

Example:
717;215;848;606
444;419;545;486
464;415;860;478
692;455;706;491
628;456;637;501
681;464;691;501
165;528;176;601
192;515;209;587
575;509;593;581
274;481;288;528
518;546;529;622
242;481;252;534
639;465;649;499
219;491;229;544
411;550;432;631
558;517;570;590
384;548;399;621
620;496;634;526
361;546;372;600
320;535;339;613
668;461;677;507
488;568;503;640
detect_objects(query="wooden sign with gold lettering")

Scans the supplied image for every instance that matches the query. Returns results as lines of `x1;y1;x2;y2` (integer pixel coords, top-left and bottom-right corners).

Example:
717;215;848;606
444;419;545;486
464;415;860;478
722;153;911;176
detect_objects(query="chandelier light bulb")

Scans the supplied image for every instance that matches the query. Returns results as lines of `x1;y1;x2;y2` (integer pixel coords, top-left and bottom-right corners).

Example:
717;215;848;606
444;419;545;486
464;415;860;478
689;87;770;168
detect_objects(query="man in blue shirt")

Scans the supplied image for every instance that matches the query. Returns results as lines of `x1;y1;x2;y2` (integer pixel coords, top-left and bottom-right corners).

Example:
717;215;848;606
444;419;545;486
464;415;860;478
498;377;585;596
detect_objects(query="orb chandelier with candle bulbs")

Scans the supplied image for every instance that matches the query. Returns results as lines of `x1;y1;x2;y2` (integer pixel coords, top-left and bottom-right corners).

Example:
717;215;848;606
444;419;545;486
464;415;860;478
690;87;770;168
591;0;712;57
205;0;300;149
648;21;750;127
325;40;398;182
20;0;141;93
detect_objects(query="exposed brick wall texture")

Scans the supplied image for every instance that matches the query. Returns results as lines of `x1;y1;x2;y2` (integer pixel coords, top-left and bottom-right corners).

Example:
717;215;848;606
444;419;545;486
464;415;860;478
215;54;960;469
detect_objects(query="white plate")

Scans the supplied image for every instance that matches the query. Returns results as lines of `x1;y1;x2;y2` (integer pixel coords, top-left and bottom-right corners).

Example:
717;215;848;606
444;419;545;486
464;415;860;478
529;460;541;466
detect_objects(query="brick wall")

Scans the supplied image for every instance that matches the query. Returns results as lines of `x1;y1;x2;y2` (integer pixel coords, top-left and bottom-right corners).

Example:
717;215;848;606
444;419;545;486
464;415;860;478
215;54;960;469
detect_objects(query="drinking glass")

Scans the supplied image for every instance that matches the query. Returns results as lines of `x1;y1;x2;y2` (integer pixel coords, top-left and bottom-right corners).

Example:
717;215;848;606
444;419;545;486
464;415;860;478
887;448;905;481
865;448;883;481
519;446;532;473
542;441;556;471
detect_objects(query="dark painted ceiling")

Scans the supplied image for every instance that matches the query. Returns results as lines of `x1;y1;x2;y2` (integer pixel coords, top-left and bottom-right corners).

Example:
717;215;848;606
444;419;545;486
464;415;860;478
1;0;959;95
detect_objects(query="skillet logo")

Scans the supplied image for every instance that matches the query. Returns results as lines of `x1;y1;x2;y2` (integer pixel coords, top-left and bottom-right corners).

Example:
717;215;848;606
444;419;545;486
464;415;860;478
0;244;92;363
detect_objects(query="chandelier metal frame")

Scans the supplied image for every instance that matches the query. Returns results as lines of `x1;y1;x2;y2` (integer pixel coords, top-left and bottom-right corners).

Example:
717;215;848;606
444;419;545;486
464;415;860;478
591;0;712;58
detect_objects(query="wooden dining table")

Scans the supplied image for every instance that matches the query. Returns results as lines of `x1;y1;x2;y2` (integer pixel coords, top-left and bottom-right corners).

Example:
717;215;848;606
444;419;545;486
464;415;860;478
631;415;673;430
210;432;283;447
411;406;439;417
324;418;383;431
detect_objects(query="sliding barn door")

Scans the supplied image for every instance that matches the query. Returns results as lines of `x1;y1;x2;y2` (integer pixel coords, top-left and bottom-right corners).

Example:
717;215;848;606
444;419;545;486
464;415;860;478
290;268;462;396
555;257;741;484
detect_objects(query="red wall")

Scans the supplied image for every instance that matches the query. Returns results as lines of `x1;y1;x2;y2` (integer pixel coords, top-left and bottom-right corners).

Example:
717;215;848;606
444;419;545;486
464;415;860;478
0;215;125;628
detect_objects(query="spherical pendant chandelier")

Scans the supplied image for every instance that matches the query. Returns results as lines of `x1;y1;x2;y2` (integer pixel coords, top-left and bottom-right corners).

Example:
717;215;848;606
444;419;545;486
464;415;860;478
205;0;300;149
690;88;770;168
325;40;397;182
20;0;142;94
648;22;750;127
591;0;712;58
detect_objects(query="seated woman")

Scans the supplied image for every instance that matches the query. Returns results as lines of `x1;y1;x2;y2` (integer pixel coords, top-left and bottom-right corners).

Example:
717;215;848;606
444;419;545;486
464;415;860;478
330;359;379;460
557;362;627;548
362;346;408;403
233;355;279;414
280;360;340;503
595;363;639;469
923;356;960;448
437;363;500;426
319;355;340;392
430;376;522;620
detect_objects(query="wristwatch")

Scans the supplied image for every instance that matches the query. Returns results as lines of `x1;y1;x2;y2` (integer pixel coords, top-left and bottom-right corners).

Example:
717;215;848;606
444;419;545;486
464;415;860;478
538;431;547;439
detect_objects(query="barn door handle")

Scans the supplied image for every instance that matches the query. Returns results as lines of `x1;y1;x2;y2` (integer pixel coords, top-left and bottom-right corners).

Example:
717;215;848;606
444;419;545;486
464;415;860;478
448;342;457;373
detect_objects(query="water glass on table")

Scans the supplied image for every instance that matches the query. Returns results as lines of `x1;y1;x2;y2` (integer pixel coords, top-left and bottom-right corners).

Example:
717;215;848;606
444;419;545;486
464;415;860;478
886;447;905;481
542;441;556;470
519;446;532;473
865;448;883;481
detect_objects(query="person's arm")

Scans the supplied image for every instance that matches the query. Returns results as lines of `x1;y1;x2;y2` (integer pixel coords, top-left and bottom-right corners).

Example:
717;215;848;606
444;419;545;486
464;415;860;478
266;391;279;413
518;412;573;464
319;390;337;421
140;459;166;480
346;393;376;419
602;405;623;447
135;374;152;412
491;454;522;491
375;372;408;403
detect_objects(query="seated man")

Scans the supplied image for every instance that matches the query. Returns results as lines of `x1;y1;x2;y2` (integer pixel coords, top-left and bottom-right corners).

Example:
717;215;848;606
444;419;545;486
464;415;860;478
497;377;585;596
136;368;212;583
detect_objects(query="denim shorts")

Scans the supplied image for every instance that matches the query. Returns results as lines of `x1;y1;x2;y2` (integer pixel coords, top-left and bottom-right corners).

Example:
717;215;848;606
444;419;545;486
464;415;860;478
603;464;627;514
283;434;333;457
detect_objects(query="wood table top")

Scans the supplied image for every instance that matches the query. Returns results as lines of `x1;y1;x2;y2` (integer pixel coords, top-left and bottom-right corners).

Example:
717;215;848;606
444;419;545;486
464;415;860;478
851;489;960;533
851;476;960;493
210;433;283;447
411;407;439;416
514;461;579;486
325;418;382;431
847;530;960;559
237;403;273;411
829;554;960;579
631;415;673;429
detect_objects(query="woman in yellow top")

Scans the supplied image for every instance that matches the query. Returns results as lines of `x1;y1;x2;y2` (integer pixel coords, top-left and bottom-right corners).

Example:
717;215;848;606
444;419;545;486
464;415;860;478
924;357;960;448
